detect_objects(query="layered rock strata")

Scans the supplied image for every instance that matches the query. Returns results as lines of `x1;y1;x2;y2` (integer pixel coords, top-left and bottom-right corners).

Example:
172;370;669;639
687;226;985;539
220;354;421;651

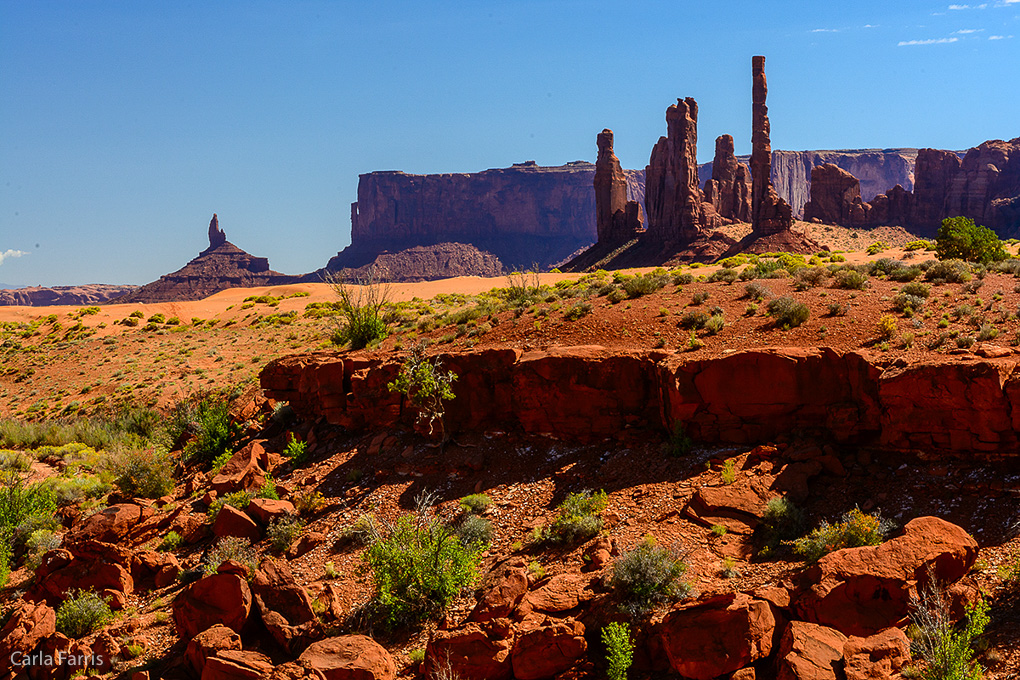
111;214;296;304
262;345;1020;459
594;129;645;243
802;164;866;225
750;56;795;235
0;284;138;307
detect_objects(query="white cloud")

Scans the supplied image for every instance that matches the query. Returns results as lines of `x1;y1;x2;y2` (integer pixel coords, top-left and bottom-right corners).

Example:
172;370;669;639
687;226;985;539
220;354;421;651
898;37;960;44
811;28;839;32
949;3;988;8
863;23;879;27
988;33;1014;38
0;249;29;266
954;28;984;32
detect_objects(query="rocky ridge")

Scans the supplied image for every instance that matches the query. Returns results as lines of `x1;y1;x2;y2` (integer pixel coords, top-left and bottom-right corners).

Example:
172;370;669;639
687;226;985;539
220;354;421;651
0;284;139;307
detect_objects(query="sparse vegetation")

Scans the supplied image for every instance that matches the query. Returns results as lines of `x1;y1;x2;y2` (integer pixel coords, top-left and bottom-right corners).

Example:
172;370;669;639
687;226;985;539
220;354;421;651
203;536;258;576
767;296;810;329
458;493;492;514
325;269;390;349
538;490;608;545
388;342;457;439
55;590;114;638
267;514;305;553
909;578;990;680
792;507;888;562
611;535;690;617
602;622;635;680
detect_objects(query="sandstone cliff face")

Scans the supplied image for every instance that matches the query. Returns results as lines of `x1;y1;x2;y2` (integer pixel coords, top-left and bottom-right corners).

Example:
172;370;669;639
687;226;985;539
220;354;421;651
0;285;139;307
303;243;503;284
802;164;864;225
337;162;645;271
704;135;752;223
113;215;296;304
646;98;710;244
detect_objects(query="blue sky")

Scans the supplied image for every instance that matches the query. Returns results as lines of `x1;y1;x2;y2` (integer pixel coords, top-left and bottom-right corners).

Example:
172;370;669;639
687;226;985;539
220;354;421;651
1;1;1018;286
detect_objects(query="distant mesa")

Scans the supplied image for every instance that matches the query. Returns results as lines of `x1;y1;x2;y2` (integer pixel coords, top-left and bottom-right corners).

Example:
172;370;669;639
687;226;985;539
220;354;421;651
110;214;297;304
306;242;505;284
0;284;139;307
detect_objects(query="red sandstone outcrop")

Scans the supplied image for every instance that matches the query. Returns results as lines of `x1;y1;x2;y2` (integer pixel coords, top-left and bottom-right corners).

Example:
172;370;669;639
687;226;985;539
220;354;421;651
0;284;139;307
297;635;396;680
173;572;252;638
111;214;296;304
306;242;504;284
750;56;794;236
645;98;716;244
776;621;848;680
262;345;1020;458
803;164;867;225
705;134;752;222
595;129;645;243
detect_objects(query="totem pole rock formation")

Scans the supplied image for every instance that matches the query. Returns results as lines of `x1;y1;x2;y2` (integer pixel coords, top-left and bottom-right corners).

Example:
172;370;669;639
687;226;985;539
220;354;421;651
704;134;752;223
750;56;794;235
645;98;708;244
208;213;226;250
594;129;644;243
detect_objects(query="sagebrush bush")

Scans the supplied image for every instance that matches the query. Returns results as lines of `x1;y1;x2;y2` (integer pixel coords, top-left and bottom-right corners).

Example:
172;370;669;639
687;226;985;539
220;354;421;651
343;514;380;546
767;297;810;329
268;514;305;553
679;311;709;330
623;272;669;298
55;590;113;638
794;266;828;290
744;281;774;301
924;259;972;284
542;490;608;545
833;269;869;290
792;507;887;562
611;535;690;616
909;579;989;680
756;497;806;557
365;500;483;628
203;536;258;575
181;396;239;465
325;270;389;349
456;514;492;547
112;448;174;499
458;493;492;514
158;530;183;552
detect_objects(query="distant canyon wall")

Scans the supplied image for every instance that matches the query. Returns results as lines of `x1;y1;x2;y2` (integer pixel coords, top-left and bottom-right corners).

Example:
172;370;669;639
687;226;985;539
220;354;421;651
338;150;926;271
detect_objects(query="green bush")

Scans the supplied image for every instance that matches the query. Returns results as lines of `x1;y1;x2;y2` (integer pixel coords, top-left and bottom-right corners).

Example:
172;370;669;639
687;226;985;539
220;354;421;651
924;259;973;284
268;514;305;553
611;535;690;616
792;507;886;562
203;536;258;576
602;622;635;680
24;529;61;570
623;272;668;298
343;514;380;546
325;270;389;349
387;342;457;439
744;281;774;301
364;500;483;628
564;301;593;320
704;314;725;336
458;493;492;514
794;266;829;290
767;297;810;329
283;435;309;466
936;216;1008;264
208;490;253;522
757;497;805;557
455;514;492;548
112;448;174;498
158;531;183;552
182;397;239;465
666;423;693;457
541;490;608;545
707;268;739;284
55;590;113;638
679;311;709;330
833;269;869;290
909;580;989;680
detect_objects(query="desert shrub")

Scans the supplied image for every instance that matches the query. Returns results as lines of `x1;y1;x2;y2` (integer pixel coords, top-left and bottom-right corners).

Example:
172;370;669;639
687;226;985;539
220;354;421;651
203;536;258;576
997;548;1020;586
904;239;935;251
623;272;669;298
325;270;389;349
365;496;483;628
936;216;1007;264
388;342;457;439
611;535;690;616
888;265;923;282
182;397;239;465
207;490;253;522
708;268;739;284
455;514;492;548
502;270;541;305
541;490;608;545
0;450;32;472
794;266;828;290
679;311;709;330
909;578;989;680
293;489;325;516
672;272;694;285
901;282;931;298
924;259;972;284
878;314;899;340
827;303;848;316
977;324;998;341
767;297;810;329
792;507;887;562
158;531;182;552
0;471;58;545
867;241;889;255
283;435;309;466
112;448;174;498
833;269;869;290
458;493;492;514
342;513;380;547
607;288;626;304
666;423;693;457
602;622;635;680
721;459;736;484
564;301;593;320
956;335;976;349
147;313;166;324
756;497;806;556
704;314;725;336
744;281;774;301
55;590;113;638
268;514;305;553
690;291;710;305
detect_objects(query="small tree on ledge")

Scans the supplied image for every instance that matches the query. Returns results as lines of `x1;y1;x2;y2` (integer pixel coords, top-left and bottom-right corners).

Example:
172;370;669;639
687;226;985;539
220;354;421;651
935;216;1008;264
388;342;457;442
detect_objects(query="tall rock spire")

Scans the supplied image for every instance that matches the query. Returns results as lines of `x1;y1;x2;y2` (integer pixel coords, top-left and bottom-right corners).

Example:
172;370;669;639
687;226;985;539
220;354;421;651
706;134;752;222
750;56;794;235
645;97;706;244
594;129;644;243
208;213;226;249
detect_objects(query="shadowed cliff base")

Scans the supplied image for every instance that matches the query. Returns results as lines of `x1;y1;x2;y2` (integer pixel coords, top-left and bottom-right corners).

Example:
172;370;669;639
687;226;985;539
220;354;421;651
300;242;505;284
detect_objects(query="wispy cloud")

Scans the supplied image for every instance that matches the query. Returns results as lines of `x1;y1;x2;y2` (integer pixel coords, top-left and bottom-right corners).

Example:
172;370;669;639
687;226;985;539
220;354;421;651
949;3;988;8
988;33;1015;38
0;249;29;267
863;23;879;28
954;28;984;32
898;37;960;44
811;28;839;33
